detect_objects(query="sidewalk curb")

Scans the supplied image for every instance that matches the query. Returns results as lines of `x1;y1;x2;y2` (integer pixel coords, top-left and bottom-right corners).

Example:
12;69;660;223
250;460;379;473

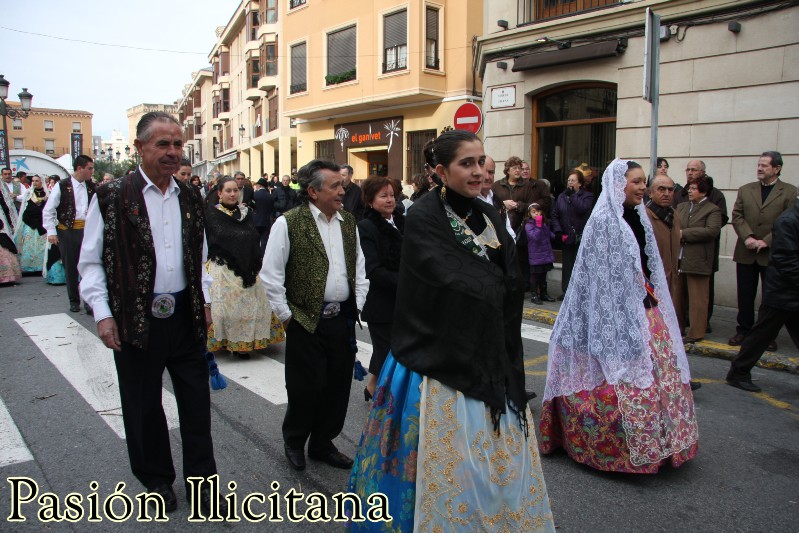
522;308;799;375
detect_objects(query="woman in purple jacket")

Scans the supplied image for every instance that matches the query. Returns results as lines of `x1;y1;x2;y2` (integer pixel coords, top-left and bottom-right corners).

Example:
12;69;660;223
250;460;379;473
551;169;594;299
525;203;555;304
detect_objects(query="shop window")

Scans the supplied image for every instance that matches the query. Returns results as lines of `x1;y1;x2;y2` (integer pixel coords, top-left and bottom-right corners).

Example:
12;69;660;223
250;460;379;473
326;26;357;86
533;84;616;198
406;129;436;180
383;9;407;73
315;140;335;161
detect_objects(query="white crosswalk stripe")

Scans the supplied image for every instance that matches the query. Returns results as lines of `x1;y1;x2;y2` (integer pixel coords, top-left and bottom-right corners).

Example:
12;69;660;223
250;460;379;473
0;396;33;467
15;314;180;439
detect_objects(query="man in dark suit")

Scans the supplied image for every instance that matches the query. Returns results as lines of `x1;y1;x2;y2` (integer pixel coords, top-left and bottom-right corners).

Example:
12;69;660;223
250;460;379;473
273;174;298;216
340;164;364;221
727;196;799;392
234;171;254;208
253;177;275;254
729;151;797;348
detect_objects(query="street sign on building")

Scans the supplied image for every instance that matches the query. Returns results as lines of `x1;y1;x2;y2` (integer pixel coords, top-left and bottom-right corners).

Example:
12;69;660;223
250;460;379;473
453;102;483;134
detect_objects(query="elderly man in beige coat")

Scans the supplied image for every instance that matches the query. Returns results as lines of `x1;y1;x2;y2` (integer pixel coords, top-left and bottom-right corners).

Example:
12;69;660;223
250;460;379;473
646;175;683;328
729;151;797;348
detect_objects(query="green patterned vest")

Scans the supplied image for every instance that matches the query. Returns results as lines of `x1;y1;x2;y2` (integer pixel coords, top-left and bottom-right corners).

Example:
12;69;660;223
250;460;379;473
284;204;357;333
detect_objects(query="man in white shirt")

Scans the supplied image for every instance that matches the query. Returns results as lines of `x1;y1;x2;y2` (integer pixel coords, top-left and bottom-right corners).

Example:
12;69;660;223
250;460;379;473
42;155;95;313
261;159;369;472
477;155;515;239
78;112;222;517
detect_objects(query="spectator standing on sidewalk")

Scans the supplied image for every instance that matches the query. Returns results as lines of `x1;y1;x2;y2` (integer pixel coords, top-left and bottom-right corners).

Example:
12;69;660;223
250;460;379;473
674;159;728;334
551;168;594;299
524;203;555;305
646;174;683;325
727;194;799;392
729;152;797;349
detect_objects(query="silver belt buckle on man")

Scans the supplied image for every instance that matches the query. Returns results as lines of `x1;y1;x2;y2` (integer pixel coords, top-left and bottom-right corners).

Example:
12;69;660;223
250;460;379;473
321;302;341;319
152;293;176;318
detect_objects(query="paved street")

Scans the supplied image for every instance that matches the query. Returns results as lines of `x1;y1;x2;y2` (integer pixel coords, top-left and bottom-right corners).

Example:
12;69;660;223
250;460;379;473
1;276;797;532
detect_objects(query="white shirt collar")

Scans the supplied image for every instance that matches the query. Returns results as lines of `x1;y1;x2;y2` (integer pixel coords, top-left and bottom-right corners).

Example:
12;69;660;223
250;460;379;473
309;201;343;222
71;176;86;188
478;189;494;202
139;167;180;197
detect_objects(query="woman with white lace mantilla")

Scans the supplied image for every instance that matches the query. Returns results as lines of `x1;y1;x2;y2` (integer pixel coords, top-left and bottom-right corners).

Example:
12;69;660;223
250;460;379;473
539;159;699;473
347;130;554;532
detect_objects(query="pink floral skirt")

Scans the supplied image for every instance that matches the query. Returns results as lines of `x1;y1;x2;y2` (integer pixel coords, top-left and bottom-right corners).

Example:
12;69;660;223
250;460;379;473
539;306;699;473
0;247;22;284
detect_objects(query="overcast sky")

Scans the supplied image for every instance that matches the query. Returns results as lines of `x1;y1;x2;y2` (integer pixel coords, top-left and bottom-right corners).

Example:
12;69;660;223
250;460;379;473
1;0;240;139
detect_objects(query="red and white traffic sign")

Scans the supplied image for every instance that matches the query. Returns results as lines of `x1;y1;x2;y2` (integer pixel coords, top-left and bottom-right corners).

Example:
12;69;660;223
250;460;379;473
453;102;483;134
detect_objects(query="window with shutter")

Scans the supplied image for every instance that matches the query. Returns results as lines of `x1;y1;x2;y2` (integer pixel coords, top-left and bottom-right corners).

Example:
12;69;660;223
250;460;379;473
383;9;407;73
290;42;307;94
327;26;357;85
425;7;439;70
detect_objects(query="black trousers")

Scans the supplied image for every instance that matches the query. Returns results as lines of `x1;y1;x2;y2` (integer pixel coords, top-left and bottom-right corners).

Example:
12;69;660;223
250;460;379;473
561;243;578;294
728;305;799;380
256;225;270;256
113;307;216;490
735;262;769;335
517;241;530;291
283;312;355;454
367;322;391;376
56;227;83;306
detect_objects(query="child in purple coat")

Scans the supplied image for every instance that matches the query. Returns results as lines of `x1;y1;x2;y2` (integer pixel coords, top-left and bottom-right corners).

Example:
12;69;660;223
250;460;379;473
524;203;555;305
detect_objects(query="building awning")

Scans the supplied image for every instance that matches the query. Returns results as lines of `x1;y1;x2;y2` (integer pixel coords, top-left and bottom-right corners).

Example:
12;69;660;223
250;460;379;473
512;40;624;72
214;151;238;164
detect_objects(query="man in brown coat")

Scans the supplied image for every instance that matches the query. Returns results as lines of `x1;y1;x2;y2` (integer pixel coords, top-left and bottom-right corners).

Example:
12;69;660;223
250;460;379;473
729;151;797;347
646;175;683;327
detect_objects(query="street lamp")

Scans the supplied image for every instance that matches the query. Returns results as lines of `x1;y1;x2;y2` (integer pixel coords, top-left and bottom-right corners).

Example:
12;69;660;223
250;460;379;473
0;74;34;169
115;150;120;160
124;145;130;156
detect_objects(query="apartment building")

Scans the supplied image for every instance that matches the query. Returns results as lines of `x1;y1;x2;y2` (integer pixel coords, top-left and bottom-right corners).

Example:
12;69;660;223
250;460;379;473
176;68;214;176
283;0;483;182
188;0;294;179
6;103;92;159
126;103;179;148
476;0;798;306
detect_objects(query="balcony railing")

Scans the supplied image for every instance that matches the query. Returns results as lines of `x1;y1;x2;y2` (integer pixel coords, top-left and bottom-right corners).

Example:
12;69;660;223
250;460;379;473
519;0;622;24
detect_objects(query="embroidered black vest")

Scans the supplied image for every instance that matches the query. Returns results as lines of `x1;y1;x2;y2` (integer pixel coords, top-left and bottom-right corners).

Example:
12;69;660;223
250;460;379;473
56;178;96;228
96;171;206;349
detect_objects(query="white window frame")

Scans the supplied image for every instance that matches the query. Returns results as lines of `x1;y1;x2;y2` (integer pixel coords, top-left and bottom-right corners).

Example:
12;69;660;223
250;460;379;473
378;4;410;78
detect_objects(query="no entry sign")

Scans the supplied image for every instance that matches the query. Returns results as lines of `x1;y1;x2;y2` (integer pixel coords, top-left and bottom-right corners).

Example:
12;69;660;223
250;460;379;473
453;102;483;134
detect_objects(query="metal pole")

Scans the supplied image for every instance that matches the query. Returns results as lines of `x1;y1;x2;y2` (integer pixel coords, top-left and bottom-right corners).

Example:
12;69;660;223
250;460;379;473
649;47;659;181
0;99;9;169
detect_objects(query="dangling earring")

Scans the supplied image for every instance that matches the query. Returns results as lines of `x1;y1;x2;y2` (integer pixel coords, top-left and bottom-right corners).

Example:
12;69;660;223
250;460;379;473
440;181;447;201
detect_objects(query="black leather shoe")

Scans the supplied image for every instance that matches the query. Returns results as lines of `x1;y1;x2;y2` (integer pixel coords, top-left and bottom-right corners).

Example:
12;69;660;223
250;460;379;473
69;303;80;313
530;295;542;305
194;486;228;518
308;449;354;470
84;304;93;316
726;378;761;393
149;484;177;513
728;333;746;346
525;389;537;401
690;381;702;391
284;445;306;471
766;340;778;352
541;294;556;302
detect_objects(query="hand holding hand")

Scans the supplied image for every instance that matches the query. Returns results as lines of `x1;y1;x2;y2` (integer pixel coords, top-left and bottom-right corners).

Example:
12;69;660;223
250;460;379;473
744;237;758;250
97;318;121;351
503;199;518;211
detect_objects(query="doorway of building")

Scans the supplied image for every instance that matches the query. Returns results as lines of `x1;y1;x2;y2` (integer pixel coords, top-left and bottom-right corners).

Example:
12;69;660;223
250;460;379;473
533;83;617;198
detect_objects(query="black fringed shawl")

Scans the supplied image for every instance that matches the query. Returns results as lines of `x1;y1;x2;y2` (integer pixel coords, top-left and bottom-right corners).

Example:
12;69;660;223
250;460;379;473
205;204;262;287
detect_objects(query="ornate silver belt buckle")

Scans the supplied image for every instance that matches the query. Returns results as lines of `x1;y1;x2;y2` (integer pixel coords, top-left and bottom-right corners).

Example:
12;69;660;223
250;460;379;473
152;294;176;318
321;302;340;318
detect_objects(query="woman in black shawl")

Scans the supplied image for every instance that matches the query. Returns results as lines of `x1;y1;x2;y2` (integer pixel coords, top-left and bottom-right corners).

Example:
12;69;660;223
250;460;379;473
203;176;284;358
347;131;554;532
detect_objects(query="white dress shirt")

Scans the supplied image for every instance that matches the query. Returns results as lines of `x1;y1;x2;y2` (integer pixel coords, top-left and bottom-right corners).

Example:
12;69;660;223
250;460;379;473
477;189;516;240
79;170;207;323
42;177;91;236
260;203;369;323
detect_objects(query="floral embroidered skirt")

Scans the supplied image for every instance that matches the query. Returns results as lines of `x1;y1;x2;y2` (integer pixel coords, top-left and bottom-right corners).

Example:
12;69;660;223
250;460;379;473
539;306;699;473
206;262;285;352
0;246;21;284
348;353;555;532
14;223;46;272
